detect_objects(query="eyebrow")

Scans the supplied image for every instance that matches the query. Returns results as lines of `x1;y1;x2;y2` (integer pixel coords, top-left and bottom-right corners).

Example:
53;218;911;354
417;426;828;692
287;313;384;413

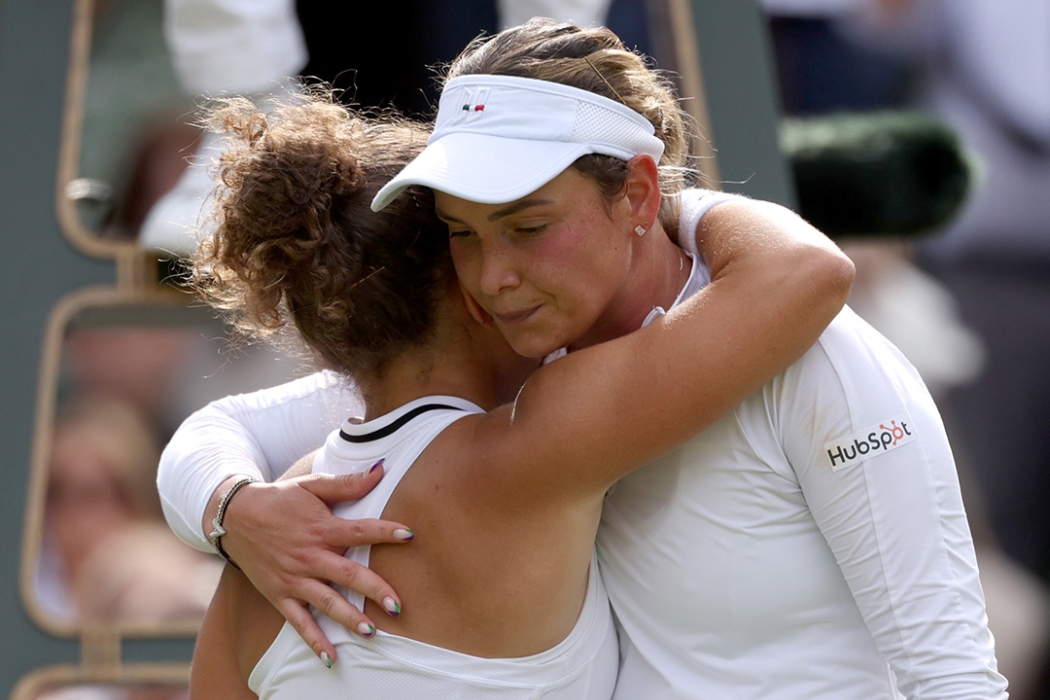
435;198;554;225
486;198;554;222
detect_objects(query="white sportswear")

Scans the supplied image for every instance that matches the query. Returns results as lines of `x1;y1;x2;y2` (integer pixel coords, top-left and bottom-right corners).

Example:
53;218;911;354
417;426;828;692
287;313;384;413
249;396;619;699
158;189;1007;699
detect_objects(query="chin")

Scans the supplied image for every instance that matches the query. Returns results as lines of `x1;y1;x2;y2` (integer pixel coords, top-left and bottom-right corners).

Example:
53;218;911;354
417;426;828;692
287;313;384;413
506;334;565;361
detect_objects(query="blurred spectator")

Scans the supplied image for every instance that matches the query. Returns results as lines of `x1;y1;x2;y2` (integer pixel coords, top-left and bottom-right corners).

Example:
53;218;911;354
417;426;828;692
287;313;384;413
142;0;653;254
36;396;221;619
35;684;187;700
74;522;221;625
761;0;913;115
61;326;199;441
35;396;166;620
60;313;301;442
74;0;193;239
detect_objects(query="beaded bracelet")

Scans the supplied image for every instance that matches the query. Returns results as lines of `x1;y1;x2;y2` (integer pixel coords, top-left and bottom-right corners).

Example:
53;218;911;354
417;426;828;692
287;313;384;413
207;476;258;570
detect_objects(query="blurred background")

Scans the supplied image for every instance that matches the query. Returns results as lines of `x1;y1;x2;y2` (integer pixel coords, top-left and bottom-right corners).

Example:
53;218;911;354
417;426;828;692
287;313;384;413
1;0;1046;697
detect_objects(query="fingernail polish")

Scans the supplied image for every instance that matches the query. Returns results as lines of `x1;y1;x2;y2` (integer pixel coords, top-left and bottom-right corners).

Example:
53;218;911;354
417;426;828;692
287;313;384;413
394;528;415;541
383;597;401;616
358;622;375;637
369;459;385;473
320;651;333;668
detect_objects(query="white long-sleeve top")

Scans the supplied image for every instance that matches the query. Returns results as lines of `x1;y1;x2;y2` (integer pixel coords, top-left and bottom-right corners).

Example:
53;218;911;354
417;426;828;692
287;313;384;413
157;370;360;550
158;189;1007;698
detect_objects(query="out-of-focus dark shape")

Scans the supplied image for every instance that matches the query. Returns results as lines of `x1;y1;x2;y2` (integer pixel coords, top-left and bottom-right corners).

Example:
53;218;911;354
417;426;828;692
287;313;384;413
782;111;976;239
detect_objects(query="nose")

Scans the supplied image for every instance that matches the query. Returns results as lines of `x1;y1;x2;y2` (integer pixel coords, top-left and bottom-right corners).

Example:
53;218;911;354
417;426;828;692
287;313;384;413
478;237;522;297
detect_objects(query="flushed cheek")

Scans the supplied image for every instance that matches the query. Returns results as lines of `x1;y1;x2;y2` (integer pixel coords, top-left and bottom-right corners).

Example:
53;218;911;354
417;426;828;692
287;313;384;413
540;260;617;333
453;233;613;353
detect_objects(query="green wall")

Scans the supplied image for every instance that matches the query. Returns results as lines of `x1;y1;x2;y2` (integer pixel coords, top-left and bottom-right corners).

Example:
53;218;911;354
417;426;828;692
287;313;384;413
0;0;196;694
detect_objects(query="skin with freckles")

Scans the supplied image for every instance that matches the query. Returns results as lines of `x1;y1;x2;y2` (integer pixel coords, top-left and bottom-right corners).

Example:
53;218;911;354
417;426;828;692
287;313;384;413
441;161;691;359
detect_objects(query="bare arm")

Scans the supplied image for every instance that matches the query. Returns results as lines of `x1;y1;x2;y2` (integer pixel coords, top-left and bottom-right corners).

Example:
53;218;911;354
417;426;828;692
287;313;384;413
190;566;262;700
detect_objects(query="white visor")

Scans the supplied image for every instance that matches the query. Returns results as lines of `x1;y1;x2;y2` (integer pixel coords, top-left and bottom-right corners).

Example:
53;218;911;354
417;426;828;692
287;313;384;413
370;74;666;211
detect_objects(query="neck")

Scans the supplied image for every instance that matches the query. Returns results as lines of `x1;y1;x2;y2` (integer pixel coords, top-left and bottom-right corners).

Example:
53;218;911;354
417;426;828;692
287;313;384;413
357;347;494;421
355;296;534;420
569;223;690;351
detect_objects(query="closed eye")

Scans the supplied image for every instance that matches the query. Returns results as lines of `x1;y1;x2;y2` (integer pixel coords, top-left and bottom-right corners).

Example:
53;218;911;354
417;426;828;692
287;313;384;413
514;224;547;236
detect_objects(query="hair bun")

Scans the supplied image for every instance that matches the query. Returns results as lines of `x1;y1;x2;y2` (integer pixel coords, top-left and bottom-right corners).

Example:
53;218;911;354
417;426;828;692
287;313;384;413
192;92;450;378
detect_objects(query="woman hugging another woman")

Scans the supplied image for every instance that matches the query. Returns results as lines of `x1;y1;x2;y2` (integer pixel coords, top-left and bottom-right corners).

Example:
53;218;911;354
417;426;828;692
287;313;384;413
185;85;849;699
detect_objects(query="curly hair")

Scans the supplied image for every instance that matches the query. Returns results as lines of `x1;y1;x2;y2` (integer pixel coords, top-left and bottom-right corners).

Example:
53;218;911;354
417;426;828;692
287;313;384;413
444;18;700;229
192;92;451;378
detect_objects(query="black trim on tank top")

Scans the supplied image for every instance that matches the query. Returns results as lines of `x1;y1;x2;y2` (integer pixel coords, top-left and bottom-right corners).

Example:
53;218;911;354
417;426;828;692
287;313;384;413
339;404;462;443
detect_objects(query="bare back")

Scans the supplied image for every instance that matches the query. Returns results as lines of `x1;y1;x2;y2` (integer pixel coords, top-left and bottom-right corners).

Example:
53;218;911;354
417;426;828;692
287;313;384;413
229;398;618;699
364;412;604;656
231;399;606;664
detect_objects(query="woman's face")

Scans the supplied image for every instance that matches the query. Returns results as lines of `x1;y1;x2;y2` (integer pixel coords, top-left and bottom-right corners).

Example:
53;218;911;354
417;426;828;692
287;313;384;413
437;167;636;358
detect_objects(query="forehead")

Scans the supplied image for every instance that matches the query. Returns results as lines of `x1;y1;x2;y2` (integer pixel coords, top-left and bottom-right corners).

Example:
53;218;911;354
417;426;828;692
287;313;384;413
434;167;594;221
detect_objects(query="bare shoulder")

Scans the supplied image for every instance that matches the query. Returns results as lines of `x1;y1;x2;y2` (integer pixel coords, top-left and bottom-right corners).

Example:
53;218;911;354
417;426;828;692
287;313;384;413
393;409;591;524
698;197;811;234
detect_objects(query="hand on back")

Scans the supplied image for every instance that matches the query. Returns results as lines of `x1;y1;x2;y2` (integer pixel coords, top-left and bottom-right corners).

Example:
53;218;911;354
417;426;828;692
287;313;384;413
218;464;415;663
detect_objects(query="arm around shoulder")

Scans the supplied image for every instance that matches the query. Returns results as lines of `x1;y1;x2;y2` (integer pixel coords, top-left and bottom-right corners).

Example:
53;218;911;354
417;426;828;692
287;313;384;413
157;370;356;550
696;197;855;324
480;196;854;501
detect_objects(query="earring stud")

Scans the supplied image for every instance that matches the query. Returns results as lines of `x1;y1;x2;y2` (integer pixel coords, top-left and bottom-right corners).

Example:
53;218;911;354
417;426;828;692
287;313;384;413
634;221;649;236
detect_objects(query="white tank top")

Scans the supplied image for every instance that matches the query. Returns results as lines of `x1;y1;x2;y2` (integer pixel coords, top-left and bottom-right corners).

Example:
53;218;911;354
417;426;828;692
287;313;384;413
249;396;619;699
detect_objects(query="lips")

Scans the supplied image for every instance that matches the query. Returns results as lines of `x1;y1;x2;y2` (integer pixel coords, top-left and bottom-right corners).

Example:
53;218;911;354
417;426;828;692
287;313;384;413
492;305;541;328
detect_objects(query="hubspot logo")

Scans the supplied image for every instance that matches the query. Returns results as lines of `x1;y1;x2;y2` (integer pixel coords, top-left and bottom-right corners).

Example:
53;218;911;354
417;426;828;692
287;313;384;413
824;416;916;471
879;420;910;446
